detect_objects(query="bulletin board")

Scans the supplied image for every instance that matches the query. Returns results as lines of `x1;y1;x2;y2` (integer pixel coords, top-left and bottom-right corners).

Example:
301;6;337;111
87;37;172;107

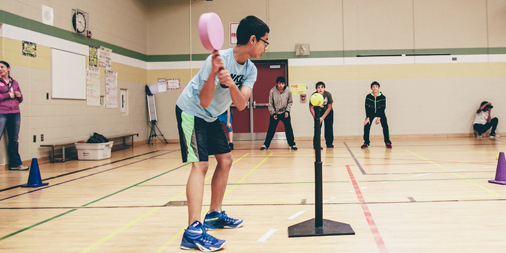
51;48;87;99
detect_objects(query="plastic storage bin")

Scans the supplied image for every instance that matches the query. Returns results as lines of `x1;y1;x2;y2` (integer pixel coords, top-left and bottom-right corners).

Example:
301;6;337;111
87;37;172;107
75;141;114;160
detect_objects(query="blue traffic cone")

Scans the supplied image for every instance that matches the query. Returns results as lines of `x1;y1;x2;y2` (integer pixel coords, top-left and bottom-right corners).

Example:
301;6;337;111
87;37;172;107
21;158;48;187
489;152;506;185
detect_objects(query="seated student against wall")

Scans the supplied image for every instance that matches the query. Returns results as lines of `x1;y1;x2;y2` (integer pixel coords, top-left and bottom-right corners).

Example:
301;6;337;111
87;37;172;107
473;101;499;139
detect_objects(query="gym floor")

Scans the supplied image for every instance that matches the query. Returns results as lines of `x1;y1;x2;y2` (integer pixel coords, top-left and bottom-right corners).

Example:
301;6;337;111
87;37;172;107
1;137;505;252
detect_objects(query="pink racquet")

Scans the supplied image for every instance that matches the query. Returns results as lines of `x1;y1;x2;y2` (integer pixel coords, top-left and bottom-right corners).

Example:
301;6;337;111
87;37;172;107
198;12;224;51
198;12;225;71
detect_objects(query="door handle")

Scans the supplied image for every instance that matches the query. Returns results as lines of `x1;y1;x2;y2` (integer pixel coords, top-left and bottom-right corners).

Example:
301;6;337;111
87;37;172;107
254;102;269;108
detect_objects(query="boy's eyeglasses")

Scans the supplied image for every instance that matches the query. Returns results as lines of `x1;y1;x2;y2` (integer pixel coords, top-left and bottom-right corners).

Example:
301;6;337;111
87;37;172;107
259;38;269;49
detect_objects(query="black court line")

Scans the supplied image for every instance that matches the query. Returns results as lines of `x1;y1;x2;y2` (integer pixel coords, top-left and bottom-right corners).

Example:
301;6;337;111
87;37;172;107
0;151;175;202
2;197;506;210
344;142;367;175
0;150;160;193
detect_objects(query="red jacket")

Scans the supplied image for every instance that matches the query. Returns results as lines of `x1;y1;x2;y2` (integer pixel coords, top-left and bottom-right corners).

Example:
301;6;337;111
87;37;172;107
0;77;23;114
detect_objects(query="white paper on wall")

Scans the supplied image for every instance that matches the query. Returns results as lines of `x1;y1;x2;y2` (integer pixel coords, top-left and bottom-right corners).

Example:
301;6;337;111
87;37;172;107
99;46;112;70
86;66;100;106
105;70;118;108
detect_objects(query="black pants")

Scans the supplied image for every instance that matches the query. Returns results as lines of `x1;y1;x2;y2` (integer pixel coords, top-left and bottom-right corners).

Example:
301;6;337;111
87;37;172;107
313;109;334;148
474;118;499;136
363;115;391;144
263;113;295;147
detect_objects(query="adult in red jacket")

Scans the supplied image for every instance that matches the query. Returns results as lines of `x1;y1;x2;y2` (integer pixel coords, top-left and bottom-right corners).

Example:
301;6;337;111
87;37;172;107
0;61;28;170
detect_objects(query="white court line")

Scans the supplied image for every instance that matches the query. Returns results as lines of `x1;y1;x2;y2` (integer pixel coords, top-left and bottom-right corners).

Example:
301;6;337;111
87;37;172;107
452;169;467;171
414;173;432;177
258;229;278;242
287;210;306;220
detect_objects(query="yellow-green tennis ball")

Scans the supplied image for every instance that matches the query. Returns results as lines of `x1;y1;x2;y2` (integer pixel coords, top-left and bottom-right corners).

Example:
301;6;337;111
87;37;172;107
497;154;499;160
311;93;324;107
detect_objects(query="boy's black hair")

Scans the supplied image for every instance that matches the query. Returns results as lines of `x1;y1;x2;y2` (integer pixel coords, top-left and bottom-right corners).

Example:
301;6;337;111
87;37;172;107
276;76;286;84
236;16;270;45
315;81;325;89
371;81;380;88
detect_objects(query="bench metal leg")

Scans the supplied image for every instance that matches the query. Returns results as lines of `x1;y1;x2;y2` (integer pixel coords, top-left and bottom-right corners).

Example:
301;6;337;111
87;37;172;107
62;145;66;162
50;147;54;163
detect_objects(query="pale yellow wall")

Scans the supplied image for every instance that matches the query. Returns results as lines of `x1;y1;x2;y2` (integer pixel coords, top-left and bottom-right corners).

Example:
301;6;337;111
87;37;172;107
414;0;488;49
487;0;506;47
146;0;506;53
268;0;343;52
346;0;414;51
147;0;190;55
1;0;149;54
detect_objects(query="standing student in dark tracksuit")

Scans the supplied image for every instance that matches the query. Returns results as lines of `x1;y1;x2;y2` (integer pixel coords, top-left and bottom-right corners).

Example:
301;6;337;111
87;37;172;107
361;81;392;149
260;76;297;150
309;81;334;149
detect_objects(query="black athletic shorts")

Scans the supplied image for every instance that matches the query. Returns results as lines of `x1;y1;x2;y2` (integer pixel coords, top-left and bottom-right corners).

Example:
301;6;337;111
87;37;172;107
176;106;231;163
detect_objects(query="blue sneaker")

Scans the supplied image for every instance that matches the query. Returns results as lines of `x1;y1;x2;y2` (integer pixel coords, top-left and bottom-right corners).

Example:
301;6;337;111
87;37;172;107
180;220;226;252
203;210;244;230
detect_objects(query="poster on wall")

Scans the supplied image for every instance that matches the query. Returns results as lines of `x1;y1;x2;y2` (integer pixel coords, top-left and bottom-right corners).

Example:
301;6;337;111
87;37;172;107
98;46;112;70
105;70;118;108
22;41;36;57
157;78;167;93
229;22;239;45
289;83;307;94
89;46;98;67
167;78;181;90
86;66;100;106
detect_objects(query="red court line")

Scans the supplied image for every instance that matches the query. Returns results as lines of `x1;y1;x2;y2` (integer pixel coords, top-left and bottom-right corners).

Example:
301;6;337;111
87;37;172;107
346;165;388;253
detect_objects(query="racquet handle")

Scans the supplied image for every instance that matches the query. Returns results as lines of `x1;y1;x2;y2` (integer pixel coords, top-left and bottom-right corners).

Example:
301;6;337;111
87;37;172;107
213;50;224;71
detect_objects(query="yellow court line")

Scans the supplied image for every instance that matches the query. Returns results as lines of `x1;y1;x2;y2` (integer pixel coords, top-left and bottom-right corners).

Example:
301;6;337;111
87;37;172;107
156;153;253;253
407;150;499;196
81;153;250;253
224;153;273;196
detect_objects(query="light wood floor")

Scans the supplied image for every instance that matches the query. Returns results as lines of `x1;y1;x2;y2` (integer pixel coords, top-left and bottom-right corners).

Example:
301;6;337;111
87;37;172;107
1;137;506;252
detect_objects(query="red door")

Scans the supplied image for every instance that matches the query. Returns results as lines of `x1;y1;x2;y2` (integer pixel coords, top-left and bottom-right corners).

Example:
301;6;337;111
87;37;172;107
231;61;287;140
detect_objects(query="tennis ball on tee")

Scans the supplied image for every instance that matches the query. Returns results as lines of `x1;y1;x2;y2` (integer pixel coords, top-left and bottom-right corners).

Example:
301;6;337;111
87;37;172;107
311;93;324;107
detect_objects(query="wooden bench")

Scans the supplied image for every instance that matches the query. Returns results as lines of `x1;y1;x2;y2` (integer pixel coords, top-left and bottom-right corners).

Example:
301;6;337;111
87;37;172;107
40;133;139;163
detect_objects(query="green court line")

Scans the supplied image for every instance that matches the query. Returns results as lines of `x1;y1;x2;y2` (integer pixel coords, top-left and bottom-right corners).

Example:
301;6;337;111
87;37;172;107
407;150;500;196
156;153;269;252
85;153;251;252
81;163;189;207
80;207;161;253
0;209;78;241
0;162;189;242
